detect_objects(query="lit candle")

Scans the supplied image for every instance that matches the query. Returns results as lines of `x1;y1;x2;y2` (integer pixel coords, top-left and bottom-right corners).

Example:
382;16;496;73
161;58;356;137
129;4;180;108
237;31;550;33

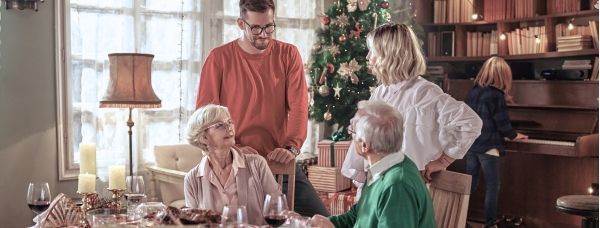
79;143;96;174
108;165;126;189
78;173;96;193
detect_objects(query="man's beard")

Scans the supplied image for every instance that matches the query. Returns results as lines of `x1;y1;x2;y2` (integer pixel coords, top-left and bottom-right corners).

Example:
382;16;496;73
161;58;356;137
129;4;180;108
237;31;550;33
251;37;270;50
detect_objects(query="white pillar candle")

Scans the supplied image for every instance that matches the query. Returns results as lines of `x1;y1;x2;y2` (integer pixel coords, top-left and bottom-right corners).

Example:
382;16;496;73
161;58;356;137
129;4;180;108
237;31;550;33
77;173;96;193
79;143;96;174
108;165;126;189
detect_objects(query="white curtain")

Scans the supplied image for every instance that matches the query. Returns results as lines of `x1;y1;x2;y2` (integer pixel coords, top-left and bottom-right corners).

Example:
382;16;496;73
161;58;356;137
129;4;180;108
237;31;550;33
67;0;322;180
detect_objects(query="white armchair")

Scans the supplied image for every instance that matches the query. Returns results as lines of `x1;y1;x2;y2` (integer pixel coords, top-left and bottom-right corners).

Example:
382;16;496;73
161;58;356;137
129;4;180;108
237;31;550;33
147;144;203;208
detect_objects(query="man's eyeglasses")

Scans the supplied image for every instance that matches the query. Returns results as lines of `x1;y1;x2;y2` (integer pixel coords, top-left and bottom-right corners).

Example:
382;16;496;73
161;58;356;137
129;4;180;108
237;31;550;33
241;19;276;35
203;119;234;131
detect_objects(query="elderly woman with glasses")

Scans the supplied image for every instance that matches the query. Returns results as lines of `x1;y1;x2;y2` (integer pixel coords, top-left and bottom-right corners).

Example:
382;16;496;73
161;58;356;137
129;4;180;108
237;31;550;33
184;104;280;225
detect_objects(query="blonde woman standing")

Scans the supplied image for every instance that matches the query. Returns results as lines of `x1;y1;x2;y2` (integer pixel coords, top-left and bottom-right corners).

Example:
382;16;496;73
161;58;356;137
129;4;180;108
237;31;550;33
342;23;483;192
464;56;527;228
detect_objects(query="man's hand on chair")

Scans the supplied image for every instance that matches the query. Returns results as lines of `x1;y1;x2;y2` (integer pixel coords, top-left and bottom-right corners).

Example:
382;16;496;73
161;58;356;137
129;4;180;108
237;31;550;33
267;148;295;164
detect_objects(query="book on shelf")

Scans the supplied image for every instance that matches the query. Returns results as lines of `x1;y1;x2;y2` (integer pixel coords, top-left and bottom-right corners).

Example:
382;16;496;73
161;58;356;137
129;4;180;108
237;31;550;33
556;35;593;52
433;0;474;23
441;31;455;56
588;20;598;49
591;57;599;80
547;0;582;14
562;59;593;69
483;0;540;21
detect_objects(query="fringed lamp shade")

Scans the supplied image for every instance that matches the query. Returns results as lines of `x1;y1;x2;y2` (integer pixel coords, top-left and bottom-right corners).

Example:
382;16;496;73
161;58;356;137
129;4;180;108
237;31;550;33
100;53;161;177
100;53;161;108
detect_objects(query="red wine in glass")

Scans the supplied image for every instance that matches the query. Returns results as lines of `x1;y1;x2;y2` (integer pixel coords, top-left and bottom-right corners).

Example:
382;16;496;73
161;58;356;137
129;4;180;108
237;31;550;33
264;214;286;227
28;201;51;214
27;182;51;215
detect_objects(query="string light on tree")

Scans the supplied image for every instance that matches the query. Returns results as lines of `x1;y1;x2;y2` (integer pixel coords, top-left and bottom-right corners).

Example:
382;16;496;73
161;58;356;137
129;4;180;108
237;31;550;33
380;1;389;9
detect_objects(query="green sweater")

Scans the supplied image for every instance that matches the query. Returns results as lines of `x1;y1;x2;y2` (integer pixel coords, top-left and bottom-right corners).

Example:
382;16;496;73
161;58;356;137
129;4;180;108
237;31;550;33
329;158;435;228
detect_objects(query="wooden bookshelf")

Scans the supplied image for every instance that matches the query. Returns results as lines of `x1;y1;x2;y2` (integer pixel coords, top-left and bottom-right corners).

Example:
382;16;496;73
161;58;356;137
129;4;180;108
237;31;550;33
427;48;599;62
419;0;599;63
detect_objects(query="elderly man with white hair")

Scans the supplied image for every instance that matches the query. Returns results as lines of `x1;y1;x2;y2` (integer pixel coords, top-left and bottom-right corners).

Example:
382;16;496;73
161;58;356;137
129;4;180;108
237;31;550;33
310;100;435;228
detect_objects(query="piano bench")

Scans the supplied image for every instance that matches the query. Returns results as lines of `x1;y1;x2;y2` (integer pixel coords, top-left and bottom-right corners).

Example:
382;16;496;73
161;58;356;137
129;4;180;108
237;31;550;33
556;195;599;228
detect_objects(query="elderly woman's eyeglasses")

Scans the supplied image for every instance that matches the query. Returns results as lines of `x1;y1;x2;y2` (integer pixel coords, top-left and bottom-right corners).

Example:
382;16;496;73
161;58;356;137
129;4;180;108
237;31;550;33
203;119;234;131
241;19;276;35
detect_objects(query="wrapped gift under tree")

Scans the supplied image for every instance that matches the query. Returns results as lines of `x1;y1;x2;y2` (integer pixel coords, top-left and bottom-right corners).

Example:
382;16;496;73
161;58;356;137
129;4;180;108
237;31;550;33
309;139;352;192
296;155;318;177
317;189;357;215
308;166;352;192
317;140;351;168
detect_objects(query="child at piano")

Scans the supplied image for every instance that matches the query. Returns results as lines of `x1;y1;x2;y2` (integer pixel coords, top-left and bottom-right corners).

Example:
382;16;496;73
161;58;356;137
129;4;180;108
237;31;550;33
464;56;528;228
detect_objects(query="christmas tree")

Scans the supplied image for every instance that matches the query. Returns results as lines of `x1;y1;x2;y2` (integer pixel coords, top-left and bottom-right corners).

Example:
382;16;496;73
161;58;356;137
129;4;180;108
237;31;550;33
307;0;421;140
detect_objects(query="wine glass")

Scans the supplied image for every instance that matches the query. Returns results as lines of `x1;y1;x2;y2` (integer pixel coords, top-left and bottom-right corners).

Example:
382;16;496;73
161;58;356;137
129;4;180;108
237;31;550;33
27;182;51;215
125;176;145;221
263;194;288;227
136;202;166;226
222;205;248;226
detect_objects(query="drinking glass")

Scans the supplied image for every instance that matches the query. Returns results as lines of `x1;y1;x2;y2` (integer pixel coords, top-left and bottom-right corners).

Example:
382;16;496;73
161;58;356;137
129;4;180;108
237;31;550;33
136;202;166;226
92;214;117;227
222;205;248;226
263;194;288;227
26;182;51;215
125;176;145;221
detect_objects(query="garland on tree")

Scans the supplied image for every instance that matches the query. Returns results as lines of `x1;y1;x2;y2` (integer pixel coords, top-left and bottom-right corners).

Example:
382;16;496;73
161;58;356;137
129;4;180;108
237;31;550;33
307;0;421;140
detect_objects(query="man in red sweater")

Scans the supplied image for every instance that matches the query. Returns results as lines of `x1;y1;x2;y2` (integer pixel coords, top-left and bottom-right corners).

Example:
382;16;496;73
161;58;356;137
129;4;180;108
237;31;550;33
196;0;329;217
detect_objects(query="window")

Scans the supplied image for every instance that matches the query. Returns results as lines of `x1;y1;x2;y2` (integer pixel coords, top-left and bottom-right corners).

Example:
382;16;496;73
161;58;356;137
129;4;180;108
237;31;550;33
56;0;321;180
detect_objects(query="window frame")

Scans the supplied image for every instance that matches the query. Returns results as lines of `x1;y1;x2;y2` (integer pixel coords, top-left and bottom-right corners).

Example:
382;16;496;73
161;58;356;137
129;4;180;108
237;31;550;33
56;0;320;181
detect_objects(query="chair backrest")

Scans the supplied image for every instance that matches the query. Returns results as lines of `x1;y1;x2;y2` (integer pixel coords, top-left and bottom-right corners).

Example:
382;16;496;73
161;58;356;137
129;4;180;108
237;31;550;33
267;161;296;211
152;144;203;206
429;170;472;228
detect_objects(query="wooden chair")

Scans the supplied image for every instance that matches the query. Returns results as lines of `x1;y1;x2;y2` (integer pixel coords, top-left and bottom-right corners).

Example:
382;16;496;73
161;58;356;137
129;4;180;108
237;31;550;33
267;160;296;211
428;170;472;228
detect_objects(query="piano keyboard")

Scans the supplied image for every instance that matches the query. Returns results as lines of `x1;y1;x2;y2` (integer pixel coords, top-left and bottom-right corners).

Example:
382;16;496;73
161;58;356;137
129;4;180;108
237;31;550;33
506;138;575;147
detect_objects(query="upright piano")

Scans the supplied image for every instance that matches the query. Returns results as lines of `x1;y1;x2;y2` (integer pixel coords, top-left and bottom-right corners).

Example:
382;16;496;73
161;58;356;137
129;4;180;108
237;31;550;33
446;79;599;228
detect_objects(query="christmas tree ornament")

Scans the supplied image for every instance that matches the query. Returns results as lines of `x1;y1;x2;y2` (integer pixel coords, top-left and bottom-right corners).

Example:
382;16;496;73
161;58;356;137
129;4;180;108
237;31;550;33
358;0;371;11
380;1;389;9
334;13;350;27
312;43;322;51
324;110;333;121
333;84;342;98
318;84;330;97
339;34;347;43
327;63;335;73
321;16;331;26
349;23;364;39
372;13;379;27
349;74;360;84
369;86;377;93
327;45;340;57
347;0;358;12
319;67;328;85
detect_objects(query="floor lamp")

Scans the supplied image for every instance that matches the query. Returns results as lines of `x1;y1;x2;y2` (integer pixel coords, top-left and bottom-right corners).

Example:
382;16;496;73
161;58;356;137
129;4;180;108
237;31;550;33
100;53;161;176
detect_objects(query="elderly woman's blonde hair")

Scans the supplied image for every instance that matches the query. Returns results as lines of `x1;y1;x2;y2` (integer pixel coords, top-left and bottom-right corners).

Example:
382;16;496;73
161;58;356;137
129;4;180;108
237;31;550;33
366;23;426;85
186;104;231;152
474;56;513;94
